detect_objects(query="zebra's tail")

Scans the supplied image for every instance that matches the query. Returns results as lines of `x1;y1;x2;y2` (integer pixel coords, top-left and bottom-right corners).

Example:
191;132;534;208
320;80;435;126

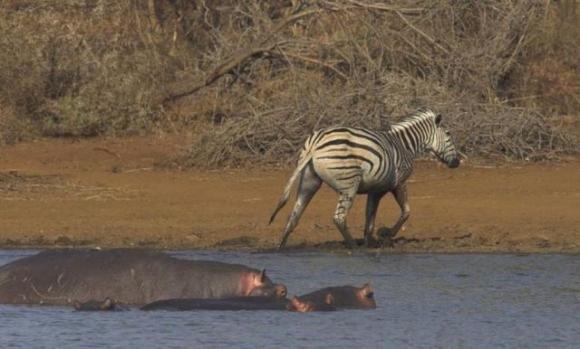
268;151;313;225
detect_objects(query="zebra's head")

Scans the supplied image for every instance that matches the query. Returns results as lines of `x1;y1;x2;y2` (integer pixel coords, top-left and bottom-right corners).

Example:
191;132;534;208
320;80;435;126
427;113;460;168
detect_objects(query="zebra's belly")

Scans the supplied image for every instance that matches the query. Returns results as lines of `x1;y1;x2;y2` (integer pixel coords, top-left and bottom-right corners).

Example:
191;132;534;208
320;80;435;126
314;162;394;194
356;177;394;194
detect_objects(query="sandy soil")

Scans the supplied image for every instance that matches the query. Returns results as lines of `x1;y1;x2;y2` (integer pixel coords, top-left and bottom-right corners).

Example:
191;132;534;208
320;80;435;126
0;136;578;253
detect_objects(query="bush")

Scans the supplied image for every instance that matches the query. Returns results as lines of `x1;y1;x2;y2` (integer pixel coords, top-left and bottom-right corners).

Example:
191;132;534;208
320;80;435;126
0;1;167;137
177;71;575;167
0;0;578;164
173;0;579;166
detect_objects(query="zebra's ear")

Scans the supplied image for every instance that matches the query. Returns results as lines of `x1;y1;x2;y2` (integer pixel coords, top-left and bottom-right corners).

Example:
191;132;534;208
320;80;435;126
435;114;442;125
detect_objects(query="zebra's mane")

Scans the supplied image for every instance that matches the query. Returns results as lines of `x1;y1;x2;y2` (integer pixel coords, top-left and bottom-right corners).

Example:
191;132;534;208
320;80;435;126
391;109;436;130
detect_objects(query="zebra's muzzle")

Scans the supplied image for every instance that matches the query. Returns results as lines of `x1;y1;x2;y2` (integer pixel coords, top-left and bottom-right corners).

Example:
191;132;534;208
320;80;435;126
448;157;460;168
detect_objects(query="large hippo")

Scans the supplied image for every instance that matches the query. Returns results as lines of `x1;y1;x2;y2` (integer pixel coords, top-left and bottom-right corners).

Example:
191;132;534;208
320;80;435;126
0;249;287;306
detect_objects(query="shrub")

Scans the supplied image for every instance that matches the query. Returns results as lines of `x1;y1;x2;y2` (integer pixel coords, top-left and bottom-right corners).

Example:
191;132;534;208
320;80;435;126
0;0;578;165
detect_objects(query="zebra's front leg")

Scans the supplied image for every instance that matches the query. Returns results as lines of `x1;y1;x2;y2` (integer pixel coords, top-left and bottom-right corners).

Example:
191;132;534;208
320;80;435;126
364;191;386;247
333;190;358;249
379;185;410;241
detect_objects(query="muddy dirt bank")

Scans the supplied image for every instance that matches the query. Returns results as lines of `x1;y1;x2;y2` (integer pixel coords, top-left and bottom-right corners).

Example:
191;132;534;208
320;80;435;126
1;136;578;253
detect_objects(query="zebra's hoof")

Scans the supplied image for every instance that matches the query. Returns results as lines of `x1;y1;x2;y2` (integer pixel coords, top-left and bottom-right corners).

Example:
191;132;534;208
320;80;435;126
364;237;380;248
343;241;356;249
377;227;394;240
380;237;395;248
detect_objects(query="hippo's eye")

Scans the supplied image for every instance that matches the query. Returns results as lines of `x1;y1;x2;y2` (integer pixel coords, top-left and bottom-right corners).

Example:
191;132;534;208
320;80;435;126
366;292;374;298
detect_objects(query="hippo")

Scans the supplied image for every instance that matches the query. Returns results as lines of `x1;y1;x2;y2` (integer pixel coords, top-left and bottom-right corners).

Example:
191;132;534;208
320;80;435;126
72;284;374;312
73;298;122;311
298;283;376;309
139;295;336;312
0;249;287;306
288;294;336;312
141;296;291;311
138;284;374;312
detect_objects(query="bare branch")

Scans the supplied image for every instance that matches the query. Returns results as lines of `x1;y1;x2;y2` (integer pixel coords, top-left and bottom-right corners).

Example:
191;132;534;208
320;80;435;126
273;50;348;82
393;10;449;55
339;0;425;15
161;8;324;104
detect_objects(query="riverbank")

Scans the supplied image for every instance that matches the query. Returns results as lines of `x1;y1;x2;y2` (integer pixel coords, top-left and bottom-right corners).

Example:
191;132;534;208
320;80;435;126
1;136;578;253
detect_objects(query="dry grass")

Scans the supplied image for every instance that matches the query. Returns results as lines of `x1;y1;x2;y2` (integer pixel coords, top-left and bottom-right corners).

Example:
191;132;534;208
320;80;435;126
177;71;575;167
0;0;578;164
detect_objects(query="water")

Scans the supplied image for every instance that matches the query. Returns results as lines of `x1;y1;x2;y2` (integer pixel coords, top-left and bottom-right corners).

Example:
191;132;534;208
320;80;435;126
0;250;578;349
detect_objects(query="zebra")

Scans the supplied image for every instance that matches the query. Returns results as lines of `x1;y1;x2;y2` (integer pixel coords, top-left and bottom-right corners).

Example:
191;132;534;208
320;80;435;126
269;108;460;249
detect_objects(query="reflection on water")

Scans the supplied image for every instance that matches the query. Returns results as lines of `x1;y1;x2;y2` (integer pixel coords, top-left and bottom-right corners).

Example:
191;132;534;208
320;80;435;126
0;250;578;348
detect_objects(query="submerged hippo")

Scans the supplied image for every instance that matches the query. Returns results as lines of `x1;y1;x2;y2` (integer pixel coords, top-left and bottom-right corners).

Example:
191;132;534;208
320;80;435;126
140;294;336;312
138;284;373;312
140;296;289;311
289;294;336;312
73;298;121;311
0;249;286;306
298;283;376;309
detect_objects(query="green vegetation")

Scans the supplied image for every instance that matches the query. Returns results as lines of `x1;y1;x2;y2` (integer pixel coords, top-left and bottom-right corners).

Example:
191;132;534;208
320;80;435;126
0;1;578;165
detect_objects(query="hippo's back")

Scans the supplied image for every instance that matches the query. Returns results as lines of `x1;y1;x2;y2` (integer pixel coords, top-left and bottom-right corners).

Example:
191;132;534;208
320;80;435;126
0;249;261;305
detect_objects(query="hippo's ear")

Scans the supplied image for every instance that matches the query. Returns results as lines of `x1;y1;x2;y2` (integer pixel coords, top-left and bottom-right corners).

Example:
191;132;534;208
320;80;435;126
276;284;288;298
101;298;114;309
259;269;267;283
359;283;374;298
324;293;335;305
73;300;81;310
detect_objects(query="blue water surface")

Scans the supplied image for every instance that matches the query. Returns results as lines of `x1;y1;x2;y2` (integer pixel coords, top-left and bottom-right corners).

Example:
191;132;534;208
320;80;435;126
0;250;578;349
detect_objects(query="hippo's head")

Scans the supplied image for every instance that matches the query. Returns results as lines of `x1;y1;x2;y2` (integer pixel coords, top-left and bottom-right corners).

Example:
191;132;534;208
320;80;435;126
354;283;376;309
289;293;336;313
100;298;116;310
298;283;377;309
73;297;117;311
245;269;287;299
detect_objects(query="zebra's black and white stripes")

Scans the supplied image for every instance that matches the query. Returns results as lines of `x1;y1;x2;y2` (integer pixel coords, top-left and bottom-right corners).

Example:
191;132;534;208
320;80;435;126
269;108;460;249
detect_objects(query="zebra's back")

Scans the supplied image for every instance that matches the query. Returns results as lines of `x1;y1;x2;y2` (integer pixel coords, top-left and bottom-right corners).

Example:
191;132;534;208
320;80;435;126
302;126;410;193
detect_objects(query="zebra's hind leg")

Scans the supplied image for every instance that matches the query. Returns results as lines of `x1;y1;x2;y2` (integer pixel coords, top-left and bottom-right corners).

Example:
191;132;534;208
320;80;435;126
278;164;322;249
364;191;386;247
379;185;410;242
333;184;360;249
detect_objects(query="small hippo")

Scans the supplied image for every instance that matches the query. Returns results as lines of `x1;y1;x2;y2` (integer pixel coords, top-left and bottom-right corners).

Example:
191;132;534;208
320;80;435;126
73;298;120;311
141;296;290;311
140;294;337;312
298;283;376;309
0;249;287;306
288;294;336;312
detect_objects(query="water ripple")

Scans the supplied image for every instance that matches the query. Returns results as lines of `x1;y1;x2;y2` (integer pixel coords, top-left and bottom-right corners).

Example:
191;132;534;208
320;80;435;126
0;251;578;348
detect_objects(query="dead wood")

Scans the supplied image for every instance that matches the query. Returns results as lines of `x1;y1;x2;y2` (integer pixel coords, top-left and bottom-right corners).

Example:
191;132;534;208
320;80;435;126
160;8;324;104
